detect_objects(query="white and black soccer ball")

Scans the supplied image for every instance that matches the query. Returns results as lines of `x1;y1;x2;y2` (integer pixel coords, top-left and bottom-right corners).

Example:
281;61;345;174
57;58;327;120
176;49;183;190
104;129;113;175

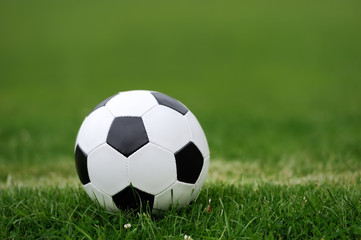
74;90;209;213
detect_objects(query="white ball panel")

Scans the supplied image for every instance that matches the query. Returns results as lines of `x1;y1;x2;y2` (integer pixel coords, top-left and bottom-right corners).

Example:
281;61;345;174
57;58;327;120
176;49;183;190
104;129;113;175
88;144;129;196
83;182;118;212
128;143;176;195
192;156;209;201
153;181;195;211
143;106;191;153
76;107;114;155
185;111;210;158
105;90;158;117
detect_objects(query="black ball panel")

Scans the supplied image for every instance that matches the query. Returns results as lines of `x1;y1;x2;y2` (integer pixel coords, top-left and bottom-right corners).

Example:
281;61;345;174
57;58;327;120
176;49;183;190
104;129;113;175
112;185;154;211
151;92;188;115
75;145;90;185
107;117;149;157
175;142;204;184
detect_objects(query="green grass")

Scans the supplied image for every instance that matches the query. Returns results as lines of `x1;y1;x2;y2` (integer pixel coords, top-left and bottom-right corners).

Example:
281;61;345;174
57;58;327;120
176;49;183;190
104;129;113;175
2;184;361;239
1;0;361;239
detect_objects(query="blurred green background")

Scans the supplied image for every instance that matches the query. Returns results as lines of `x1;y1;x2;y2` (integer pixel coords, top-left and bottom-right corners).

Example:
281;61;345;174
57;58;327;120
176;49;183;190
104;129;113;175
0;0;360;170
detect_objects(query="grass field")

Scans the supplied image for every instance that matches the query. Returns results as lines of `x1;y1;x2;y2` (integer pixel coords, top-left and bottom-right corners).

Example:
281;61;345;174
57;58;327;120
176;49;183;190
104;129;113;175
1;0;361;239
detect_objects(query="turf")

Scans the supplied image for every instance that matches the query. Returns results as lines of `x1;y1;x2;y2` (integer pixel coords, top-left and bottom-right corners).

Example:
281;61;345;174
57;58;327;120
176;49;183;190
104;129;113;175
1;0;361;239
1;184;361;239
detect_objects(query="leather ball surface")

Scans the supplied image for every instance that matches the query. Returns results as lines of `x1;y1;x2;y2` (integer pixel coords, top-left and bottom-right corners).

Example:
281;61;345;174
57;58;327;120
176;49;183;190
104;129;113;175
74;90;209;213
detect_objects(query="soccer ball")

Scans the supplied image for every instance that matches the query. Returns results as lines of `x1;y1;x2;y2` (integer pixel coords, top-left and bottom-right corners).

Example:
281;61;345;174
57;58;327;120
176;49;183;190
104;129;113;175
74;90;209;213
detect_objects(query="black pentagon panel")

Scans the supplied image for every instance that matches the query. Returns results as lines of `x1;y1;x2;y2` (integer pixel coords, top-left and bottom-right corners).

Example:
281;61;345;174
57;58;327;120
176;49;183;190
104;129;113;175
112;185;154;212
106;117;149;157
175;142;204;184
91;94;117;113
151;92;188;115
75;145;90;185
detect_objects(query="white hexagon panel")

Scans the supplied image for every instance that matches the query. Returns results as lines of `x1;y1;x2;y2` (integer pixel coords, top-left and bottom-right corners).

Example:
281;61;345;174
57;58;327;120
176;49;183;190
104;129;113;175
83;182;118;212
87;144;129;196
128;143;177;195
185;111;210;158
75;107;114;155
142;105;191;153
106;90;158;117
153;181;196;211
